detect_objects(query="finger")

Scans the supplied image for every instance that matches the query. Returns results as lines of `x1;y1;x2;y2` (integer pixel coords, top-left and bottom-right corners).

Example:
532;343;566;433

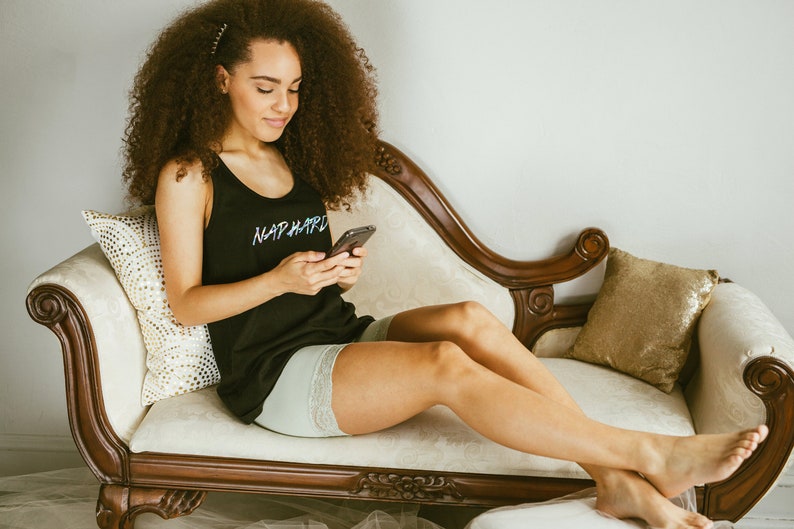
291;267;342;295
320;251;350;266
282;251;326;266
312;267;350;290
303;251;329;263
339;257;363;270
339;268;361;280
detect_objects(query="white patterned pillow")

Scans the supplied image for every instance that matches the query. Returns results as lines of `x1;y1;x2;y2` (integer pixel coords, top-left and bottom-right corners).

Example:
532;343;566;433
82;208;219;405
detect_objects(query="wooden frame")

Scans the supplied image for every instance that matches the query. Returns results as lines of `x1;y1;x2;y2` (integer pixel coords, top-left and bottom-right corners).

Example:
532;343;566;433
27;140;794;528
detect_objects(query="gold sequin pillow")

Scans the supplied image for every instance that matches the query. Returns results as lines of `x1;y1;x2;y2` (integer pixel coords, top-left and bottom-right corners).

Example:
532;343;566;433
82;208;219;405
566;248;718;393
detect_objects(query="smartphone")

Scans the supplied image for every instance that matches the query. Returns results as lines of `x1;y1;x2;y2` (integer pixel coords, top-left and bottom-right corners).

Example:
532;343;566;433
326;225;376;257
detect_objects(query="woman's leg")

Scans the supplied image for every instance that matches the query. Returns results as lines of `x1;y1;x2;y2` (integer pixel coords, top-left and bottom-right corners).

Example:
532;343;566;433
331;303;766;528
333;336;763;493
379;302;714;527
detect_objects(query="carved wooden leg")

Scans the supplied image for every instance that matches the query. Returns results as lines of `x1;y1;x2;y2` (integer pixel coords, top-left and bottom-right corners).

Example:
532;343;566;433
96;484;207;529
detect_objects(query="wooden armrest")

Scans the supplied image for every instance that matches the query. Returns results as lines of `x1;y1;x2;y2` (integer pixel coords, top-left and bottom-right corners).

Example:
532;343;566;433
686;282;794;520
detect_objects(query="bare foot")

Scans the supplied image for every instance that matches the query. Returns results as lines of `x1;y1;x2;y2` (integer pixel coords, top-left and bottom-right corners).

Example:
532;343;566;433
596;469;713;529
645;425;768;498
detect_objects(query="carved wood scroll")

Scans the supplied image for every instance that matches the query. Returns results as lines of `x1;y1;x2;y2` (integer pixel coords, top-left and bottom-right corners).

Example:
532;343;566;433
96;485;206;529
351;472;464;501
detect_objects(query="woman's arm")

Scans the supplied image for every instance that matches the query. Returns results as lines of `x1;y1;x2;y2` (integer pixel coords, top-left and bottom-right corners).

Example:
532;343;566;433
155;161;350;327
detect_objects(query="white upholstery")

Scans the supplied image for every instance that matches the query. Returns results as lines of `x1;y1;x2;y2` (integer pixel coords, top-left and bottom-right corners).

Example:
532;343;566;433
467;489;643;529
686;282;794;434
533;327;582;358
129;358;694;480
27;244;148;443
328;177;515;325
466;488;697;529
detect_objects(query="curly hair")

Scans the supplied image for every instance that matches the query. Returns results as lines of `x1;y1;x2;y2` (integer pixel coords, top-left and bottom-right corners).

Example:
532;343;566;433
122;0;379;209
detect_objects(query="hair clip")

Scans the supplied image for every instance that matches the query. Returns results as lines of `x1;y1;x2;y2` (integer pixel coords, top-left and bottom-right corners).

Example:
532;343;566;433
211;23;228;56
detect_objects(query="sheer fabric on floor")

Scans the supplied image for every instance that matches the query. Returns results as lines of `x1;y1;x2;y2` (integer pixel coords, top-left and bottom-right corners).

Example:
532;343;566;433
0;468;732;529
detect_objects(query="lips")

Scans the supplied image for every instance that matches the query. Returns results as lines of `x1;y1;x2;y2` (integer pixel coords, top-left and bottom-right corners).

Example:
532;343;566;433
264;118;288;128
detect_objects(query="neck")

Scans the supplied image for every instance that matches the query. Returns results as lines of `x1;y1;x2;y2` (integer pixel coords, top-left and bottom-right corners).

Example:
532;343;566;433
221;134;279;163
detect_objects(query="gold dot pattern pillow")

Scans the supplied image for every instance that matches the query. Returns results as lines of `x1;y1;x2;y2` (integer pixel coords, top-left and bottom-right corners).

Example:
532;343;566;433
82;208;219;405
566;248;718;393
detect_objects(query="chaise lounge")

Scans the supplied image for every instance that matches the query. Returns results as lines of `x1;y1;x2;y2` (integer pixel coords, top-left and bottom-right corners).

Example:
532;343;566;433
26;141;794;528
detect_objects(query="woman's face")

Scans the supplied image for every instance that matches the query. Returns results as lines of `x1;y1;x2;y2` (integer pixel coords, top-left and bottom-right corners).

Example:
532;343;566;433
219;39;302;144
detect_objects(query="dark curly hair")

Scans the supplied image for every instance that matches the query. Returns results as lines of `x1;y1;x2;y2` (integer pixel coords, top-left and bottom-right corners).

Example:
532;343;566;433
122;0;379;209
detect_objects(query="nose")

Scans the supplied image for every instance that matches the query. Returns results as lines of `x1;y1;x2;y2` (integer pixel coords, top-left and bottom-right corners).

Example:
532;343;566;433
273;90;292;114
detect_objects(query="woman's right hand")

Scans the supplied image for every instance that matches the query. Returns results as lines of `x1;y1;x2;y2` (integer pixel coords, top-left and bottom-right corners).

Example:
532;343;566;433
270;250;350;296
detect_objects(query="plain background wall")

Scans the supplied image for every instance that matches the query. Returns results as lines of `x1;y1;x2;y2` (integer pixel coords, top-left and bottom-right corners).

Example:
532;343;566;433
1;0;792;494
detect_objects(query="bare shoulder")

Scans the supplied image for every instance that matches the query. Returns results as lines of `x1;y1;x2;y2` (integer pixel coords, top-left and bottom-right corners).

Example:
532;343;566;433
156;158;213;224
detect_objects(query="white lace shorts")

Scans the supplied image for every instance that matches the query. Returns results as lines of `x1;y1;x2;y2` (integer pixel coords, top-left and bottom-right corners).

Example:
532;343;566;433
254;316;394;437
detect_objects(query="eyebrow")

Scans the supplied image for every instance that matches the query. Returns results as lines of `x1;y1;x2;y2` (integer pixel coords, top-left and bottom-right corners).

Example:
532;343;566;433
250;75;302;84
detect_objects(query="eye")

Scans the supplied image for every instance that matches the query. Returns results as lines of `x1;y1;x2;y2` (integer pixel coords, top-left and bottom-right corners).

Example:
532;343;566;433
257;88;274;94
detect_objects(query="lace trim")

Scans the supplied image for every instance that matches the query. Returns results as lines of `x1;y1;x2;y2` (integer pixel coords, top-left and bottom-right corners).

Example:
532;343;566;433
309;344;347;436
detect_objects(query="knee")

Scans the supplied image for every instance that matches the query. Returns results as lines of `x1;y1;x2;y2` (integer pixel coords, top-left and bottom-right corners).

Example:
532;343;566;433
450;301;501;336
426;340;481;389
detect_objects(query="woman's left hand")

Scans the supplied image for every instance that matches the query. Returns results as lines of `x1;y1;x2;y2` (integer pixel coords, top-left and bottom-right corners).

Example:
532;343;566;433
335;246;367;292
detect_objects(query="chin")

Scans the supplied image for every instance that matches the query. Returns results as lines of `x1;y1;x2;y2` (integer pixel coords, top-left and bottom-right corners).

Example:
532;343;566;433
256;131;286;143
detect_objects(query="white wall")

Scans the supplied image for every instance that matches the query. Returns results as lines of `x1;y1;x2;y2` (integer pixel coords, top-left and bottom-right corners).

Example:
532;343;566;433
2;0;792;507
1;0;191;461
329;0;794;305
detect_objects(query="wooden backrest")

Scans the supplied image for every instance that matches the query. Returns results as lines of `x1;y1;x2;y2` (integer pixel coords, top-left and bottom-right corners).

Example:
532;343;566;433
361;141;608;348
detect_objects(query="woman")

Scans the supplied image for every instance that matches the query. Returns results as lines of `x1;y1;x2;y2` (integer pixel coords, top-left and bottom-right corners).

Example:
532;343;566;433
123;1;766;528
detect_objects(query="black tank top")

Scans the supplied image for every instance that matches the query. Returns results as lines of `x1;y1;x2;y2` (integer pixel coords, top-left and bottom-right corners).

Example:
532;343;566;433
203;158;373;423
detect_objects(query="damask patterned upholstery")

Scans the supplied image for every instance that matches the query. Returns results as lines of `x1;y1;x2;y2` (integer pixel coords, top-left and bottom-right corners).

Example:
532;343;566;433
687;282;794;434
328;176;515;324
129;358;694;480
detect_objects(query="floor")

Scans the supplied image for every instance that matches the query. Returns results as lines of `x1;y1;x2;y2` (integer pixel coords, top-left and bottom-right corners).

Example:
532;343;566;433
0;467;746;529
1;449;790;528
0;467;478;529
